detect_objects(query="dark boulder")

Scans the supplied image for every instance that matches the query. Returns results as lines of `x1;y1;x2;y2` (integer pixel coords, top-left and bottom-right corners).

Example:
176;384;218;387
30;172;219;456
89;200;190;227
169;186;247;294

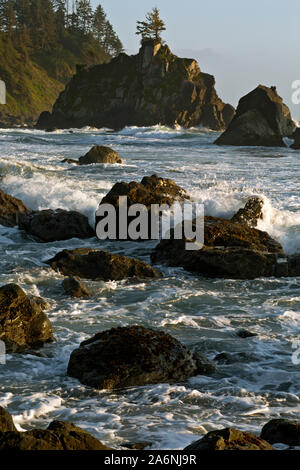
261;419;300;446
291;128;300;150
62;276;91;298
215;85;295;147
78;146;123;165
151;216;285;280
0;419;111;450
184;428;274;450
0;188;31;227
0;284;54;352
236;329;257;339
18;209;94;242
231;196;264;228
288;254;300;277
36;41;234;131
46;248;159;280
67;325;215;389
0;407;17;432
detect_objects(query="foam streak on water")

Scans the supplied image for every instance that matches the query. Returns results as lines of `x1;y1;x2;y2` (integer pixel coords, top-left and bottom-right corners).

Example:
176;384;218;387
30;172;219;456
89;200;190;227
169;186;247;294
0;126;299;449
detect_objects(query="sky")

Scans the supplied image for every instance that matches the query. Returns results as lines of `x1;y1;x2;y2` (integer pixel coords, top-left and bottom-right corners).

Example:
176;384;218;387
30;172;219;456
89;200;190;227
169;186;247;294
91;0;300;119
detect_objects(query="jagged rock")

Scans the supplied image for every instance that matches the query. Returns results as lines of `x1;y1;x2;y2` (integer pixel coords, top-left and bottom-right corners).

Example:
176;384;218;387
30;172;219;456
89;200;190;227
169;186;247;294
0;407;17;432
0;284;54;352
67;325;215;389
215;85;295;147
46;248;159;280
261;419;300;446
96;174;189;240
36;41;234;131
291;128;300;149
18;209;94;242
184;428;274;450
78;146;123;165
0;418;111;450
151;216;285;280
0;188;31;227
62;276;91;298
232;197;264;228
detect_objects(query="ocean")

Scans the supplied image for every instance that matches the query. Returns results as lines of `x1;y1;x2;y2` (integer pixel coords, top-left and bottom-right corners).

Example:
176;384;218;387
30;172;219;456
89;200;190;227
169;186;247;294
0;125;299;449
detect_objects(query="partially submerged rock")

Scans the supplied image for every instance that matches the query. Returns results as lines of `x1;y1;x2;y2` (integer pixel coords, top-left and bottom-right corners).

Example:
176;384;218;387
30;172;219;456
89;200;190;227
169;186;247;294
36;40;234;131
231;196;264;228
78;146;123;165
151;216;285;280
215;85;294;147
19;209;94;242
0;416;111;450
184;428;274;450
0;188;31;227
67;325;215;389
46;248;159;280
62;276;91;298
0;284;54;352
261;419;300;446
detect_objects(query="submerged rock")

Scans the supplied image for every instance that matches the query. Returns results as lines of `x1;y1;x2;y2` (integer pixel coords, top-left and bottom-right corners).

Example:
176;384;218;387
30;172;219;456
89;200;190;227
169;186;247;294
184;428;274;450
261;419;300;446
46;248;159;280
0;188;31;227
62;276;91;298
151;216;285;280
67;325;215;389
215;85;294;147
231;196;264;228
78;146;123;165
36;40;234;131
0;416;111;450
0;284;54;352
18;209;94;242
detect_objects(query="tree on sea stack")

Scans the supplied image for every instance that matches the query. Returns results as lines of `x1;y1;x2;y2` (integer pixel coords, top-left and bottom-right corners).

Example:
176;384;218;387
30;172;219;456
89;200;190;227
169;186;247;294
136;7;166;44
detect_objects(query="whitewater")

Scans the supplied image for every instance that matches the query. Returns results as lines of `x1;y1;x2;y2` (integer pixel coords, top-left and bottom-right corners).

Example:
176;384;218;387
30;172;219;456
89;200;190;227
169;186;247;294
0;125;299;450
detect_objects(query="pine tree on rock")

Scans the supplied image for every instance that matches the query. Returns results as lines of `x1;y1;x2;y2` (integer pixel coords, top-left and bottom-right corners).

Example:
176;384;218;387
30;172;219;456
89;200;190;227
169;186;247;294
136;7;166;44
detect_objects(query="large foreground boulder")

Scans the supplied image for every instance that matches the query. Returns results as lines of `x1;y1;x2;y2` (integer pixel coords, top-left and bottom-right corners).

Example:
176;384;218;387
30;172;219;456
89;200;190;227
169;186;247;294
19;209;94;242
67;325;215;389
36;40;234;131
0;284;54;352
184;428;274;451
96;174;189;240
0;415;111;450
0;189;31;227
46;248;159;280
261;419;300;446
151;215;285;280
215;85;295;147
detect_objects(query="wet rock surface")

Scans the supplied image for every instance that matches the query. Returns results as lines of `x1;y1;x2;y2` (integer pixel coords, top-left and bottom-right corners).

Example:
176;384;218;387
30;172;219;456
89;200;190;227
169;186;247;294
184;428;274;450
62;276;91;298
261;419;300;446
0;188;31;227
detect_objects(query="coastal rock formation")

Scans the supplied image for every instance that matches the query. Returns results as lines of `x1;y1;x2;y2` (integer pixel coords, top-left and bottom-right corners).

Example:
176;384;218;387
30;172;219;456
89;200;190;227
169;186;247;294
291;128;300;149
46;248;159;280
18;209;94;242
0;407;17;433
151;215;286;279
62;277;91;298
231;196;264;228
67;325;215;389
0;189;31;227
79;145;123;165
215;85;295;147
184;428;274;451
261;419;300;446
36;40;234;131
0;415;111;450
0;284;54;352
96;174;189;240
288;254;300;276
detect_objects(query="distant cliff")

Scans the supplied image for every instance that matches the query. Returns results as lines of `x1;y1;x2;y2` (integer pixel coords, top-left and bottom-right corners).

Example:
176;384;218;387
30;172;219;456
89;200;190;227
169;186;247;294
37;40;235;131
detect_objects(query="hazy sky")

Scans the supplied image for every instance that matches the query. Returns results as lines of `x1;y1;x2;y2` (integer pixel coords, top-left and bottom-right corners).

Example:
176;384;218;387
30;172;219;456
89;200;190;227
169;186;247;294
91;0;300;119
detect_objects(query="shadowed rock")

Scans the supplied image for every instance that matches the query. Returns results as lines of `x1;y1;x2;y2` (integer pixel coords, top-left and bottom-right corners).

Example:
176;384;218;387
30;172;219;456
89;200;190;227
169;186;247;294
67;325;216;389
0;407;17;432
291;128;300;150
184;428;274;450
0;189;31;227
46;248;159;280
62;276;91;298
19;209;94;242
231;197;264;228
0;284;54;352
261;419;300;446
215;85;294;147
